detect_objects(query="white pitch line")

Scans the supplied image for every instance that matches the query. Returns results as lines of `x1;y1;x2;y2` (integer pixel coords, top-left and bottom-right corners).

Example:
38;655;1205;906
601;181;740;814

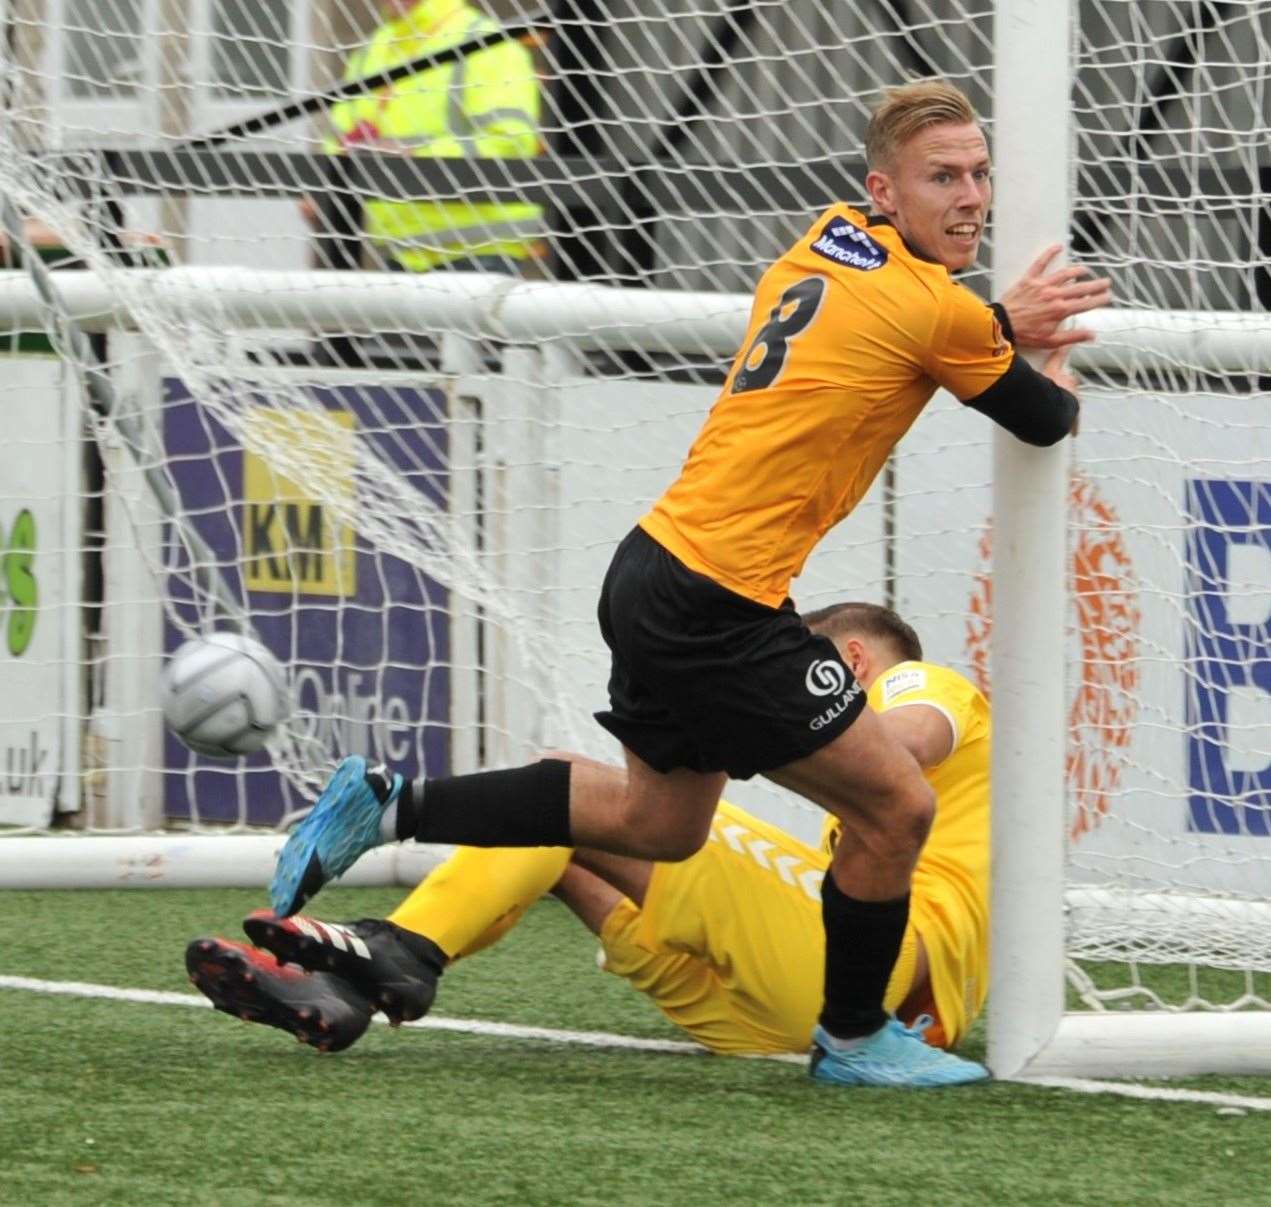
1019;1076;1271;1113
400;1013;710;1054
0;972;712;1055
0;974;205;1009
3;974;1270;1111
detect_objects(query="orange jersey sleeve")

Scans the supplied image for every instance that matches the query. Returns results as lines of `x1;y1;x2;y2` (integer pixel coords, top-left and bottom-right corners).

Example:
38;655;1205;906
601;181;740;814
640;206;1012;606
923;281;1016;401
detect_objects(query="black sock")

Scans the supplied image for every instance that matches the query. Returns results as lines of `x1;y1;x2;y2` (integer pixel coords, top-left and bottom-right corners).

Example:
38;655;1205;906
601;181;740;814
364;767;396;805
384;924;449;974
395;759;573;847
818;872;910;1040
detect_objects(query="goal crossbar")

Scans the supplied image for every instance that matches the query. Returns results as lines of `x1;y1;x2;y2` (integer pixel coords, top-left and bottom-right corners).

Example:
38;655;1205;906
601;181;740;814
0;269;1265;370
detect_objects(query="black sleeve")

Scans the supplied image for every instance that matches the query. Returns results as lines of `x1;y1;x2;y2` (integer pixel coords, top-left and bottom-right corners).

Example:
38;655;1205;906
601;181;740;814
962;353;1078;447
989;301;1016;346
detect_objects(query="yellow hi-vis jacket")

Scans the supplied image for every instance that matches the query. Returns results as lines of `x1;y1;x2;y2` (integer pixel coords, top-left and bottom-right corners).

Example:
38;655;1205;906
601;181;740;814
326;0;543;272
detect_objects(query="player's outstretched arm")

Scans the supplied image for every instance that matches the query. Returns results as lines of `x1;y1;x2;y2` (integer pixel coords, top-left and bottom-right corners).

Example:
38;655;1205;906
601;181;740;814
963;350;1078;446
997;243;1112;350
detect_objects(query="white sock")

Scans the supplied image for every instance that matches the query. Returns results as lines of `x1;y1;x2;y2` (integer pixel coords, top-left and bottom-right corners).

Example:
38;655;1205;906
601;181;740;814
820;1025;884;1052
378;800;399;844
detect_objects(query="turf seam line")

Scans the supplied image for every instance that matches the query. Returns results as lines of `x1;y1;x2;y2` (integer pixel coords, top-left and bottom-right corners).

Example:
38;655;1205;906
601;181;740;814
3;973;1268;1110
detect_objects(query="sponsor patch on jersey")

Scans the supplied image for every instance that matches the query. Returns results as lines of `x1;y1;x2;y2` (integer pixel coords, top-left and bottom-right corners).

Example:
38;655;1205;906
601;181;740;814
809;218;888;271
882;667;926;703
990;313;1011;357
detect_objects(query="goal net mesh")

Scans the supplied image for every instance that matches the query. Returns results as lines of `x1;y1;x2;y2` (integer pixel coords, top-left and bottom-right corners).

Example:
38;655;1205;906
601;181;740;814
0;0;1268;1016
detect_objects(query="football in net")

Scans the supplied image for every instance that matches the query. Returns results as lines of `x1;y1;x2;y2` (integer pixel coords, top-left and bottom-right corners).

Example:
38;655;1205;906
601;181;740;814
160;633;290;760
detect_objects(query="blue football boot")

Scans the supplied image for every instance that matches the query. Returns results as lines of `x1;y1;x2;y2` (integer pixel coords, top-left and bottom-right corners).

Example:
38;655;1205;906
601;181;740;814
809;1016;989;1088
270;756;403;917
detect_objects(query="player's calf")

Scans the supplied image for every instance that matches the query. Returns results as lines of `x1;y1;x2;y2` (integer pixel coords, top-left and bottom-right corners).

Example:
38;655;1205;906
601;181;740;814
243;910;446;1026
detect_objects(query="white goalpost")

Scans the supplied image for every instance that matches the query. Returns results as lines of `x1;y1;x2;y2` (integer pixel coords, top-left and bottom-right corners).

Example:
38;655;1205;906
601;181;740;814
987;0;1265;1082
0;0;1268;1080
989;0;1077;1080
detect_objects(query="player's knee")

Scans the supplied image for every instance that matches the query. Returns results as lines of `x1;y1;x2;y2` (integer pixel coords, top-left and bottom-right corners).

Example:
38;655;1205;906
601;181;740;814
625;823;706;862
646;830;707;862
891;779;935;852
863;778;934;862
617;805;709;862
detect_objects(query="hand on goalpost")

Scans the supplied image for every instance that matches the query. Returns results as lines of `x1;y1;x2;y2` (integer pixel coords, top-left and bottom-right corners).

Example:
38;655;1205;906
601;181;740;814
998;244;1112;350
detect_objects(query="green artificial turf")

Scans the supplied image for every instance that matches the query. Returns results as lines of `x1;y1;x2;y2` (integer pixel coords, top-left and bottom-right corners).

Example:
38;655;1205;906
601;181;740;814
2;888;1268;1206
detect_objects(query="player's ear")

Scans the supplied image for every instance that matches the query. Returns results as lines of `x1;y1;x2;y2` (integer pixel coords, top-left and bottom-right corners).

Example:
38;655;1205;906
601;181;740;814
838;636;868;680
865;168;895;215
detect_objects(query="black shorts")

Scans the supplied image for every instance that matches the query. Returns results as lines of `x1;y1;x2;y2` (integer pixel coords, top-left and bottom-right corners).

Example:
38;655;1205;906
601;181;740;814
594;526;867;779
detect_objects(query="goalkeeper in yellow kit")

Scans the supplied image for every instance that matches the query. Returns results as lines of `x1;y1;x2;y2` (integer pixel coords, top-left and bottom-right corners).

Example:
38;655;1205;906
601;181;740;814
188;601;989;1057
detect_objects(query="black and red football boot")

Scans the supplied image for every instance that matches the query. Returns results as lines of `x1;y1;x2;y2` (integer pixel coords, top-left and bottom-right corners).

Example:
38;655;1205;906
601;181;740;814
242;910;446;1026
185;936;374;1053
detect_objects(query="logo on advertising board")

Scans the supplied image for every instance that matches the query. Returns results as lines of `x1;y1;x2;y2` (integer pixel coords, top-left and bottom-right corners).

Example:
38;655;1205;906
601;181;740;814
162;381;452;827
242;408;358;596
967;470;1141;841
0;508;37;657
1184;479;1271;836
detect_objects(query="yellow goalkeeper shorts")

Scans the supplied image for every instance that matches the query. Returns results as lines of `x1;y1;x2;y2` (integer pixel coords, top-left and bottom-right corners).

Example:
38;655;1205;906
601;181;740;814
596;800;922;1055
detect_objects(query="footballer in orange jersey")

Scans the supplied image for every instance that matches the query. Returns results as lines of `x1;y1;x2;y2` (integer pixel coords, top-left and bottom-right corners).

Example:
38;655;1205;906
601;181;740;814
269;81;1108;1088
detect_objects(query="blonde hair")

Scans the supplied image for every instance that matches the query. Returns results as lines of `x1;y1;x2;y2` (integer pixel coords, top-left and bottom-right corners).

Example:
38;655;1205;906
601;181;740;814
865;80;979;170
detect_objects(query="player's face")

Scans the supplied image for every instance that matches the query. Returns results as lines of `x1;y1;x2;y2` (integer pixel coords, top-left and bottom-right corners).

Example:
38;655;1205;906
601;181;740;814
866;122;992;272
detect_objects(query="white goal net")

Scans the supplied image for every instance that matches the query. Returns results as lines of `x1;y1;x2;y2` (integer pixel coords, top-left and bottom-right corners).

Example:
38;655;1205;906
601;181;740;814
0;0;1268;1073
